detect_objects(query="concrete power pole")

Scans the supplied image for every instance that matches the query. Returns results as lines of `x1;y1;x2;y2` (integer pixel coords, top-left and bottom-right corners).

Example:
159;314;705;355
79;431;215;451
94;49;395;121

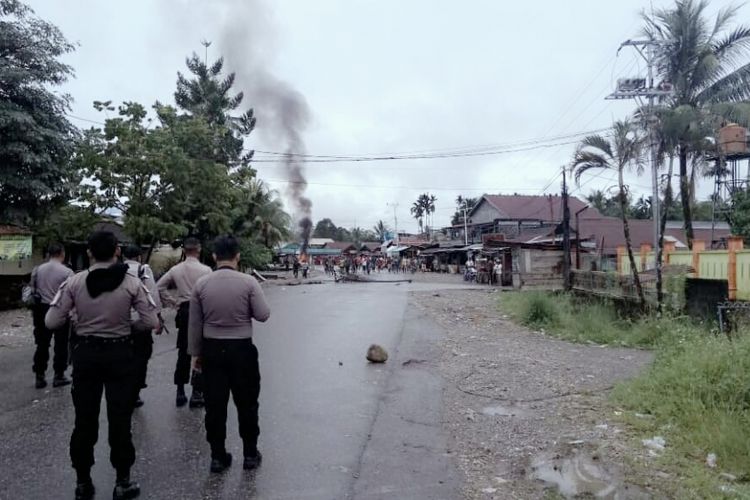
562;168;572;291
606;40;672;268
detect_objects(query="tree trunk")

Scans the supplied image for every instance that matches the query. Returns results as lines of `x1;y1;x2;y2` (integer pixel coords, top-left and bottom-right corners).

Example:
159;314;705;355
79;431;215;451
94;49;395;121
619;165;646;306
679;144;694;249
656;155;674;312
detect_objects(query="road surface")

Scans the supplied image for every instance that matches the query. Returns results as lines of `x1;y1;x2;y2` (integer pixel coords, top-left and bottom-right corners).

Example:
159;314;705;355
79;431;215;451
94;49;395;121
0;279;467;499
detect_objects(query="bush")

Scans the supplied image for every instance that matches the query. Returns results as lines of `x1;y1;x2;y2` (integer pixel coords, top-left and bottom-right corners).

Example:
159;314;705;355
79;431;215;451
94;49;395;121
521;292;560;327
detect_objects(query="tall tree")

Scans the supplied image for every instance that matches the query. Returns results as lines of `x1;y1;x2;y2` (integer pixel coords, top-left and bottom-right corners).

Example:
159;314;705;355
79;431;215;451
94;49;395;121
313;218;338;239
373;220;390;241
411;200;425;234
174;53;256;169
0;0;78;225
452;196;478;225
643;0;750;248
572;120;647;306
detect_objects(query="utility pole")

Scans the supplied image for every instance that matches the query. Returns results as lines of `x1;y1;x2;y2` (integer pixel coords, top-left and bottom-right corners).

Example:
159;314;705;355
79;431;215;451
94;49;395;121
606;39;672;268
387;203;399;246
562;168;572;291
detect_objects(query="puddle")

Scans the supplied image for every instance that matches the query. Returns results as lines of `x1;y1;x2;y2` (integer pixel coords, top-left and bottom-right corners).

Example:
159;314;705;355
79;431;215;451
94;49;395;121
481;405;528;417
531;449;648;499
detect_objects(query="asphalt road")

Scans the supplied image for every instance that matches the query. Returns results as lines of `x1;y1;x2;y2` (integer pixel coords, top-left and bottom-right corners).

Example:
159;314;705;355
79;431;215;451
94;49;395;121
0;279;467;500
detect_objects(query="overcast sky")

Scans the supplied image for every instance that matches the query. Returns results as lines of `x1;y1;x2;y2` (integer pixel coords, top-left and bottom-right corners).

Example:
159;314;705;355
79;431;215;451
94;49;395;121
29;0;747;234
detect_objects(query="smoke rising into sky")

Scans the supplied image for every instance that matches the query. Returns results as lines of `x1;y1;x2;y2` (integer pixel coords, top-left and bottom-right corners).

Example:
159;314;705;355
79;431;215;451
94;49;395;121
214;0;313;248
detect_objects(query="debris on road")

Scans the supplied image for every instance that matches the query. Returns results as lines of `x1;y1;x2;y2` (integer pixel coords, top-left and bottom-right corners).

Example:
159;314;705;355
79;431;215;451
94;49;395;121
366;344;388;363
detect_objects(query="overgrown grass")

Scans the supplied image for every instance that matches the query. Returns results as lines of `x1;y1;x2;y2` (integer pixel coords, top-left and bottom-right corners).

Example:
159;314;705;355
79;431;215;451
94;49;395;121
500;291;750;498
612;333;750;497
499;291;706;348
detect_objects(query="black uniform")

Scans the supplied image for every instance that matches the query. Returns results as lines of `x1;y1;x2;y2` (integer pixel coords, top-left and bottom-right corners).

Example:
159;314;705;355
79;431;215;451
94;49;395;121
188;266;270;468
46;261;158;497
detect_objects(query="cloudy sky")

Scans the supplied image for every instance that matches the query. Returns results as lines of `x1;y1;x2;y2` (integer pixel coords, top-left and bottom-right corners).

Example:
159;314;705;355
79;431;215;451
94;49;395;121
29;0;747;233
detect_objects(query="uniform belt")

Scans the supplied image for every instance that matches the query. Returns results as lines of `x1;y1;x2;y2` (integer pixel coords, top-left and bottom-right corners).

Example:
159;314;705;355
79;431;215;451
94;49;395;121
77;335;133;344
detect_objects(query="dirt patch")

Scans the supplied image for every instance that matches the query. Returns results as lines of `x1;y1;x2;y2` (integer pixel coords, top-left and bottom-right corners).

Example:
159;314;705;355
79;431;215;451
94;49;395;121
411;289;657;499
0;308;33;349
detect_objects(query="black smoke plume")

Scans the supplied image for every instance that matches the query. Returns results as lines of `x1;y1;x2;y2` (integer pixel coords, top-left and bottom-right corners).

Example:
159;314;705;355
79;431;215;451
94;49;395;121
216;0;312;251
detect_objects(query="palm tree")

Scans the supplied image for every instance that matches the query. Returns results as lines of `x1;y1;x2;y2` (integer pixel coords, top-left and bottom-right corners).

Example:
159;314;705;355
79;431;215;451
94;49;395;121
373;219;390;242
427;194;437;232
572;120;647;306
411;200;425;234
642;0;750;248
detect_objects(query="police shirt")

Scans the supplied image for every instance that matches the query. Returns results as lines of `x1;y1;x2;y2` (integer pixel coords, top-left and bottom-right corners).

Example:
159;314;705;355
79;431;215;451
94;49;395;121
45;262;159;337
31;260;74;305
187;268;270;357
156;257;211;307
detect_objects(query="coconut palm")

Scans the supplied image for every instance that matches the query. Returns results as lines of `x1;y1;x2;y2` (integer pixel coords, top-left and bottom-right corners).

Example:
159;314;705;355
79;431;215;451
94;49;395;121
373;219;390;242
642;0;750;247
411;199;425;234
572;120;647;306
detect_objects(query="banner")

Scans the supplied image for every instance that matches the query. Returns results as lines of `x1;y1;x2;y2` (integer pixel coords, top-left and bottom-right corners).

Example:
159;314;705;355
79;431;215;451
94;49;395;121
0;235;33;261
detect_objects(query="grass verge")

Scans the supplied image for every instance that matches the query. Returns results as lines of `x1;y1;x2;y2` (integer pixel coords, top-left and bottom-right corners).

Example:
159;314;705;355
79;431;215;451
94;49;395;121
500;291;750;498
499;290;705;348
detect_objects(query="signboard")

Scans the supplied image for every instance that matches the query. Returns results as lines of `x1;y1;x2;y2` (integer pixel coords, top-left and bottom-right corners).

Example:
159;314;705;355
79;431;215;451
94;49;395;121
0;235;32;261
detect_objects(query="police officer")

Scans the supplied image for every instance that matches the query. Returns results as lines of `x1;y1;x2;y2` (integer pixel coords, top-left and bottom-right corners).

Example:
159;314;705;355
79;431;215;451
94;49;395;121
122;245;163;407
46;231;158;500
30;242;73;388
188;235;270;472
156;237;211;407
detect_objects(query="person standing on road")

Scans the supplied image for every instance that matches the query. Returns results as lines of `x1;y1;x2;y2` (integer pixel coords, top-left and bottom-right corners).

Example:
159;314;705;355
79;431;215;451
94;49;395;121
46;231;159;500
30;242;74;389
156;237;211;408
188;235;270;473
122;245;163;408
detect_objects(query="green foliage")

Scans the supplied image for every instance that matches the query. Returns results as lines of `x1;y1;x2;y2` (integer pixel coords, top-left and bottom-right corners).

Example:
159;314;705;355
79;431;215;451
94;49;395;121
500;291;702;348
373;220;390;242
174;53;255;168
643;1;750;245
613;333;750;493
34;204;100;248
451;196;478;226
730;189;750;243
0;0;78;225
411;192;437;233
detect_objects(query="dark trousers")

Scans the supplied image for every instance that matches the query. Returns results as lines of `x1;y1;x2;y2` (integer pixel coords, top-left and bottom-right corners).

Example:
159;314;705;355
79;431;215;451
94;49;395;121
132;328;153;391
203;338;260;458
174;302;202;390
69;337;138;474
32;303;69;375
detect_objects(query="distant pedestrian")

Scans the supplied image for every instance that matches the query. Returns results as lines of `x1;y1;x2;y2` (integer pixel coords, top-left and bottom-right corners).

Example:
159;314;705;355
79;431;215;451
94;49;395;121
156;238;212;408
46;231;159;500
30;242;73;389
188;235;270;473
122;245;163;408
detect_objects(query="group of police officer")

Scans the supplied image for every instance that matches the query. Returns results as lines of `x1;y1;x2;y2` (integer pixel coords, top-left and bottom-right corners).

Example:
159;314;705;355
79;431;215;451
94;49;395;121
31;232;270;500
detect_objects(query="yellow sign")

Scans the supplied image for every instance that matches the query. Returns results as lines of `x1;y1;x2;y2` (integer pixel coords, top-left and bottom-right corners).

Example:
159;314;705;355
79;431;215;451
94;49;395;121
0;235;32;261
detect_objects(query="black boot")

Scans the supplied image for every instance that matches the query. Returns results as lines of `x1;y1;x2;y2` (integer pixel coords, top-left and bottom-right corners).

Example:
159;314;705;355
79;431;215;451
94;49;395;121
243;450;263;470
210;452;232;473
53;372;71;387
74;481;95;500
35;373;47;389
189;389;205;409
113;473;140;500
175;385;187;407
